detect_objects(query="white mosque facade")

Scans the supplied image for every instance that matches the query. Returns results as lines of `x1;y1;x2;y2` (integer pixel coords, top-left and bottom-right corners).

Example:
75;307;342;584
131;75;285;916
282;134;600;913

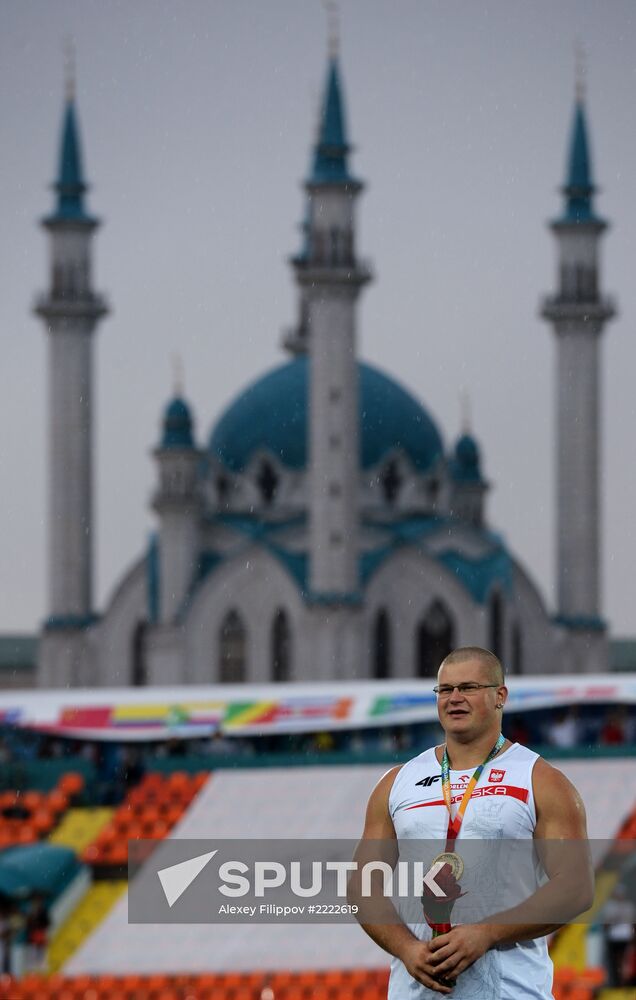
35;54;615;689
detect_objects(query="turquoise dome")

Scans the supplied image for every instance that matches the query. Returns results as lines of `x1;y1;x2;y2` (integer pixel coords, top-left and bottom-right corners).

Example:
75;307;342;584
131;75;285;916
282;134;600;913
161;397;194;448
450;433;482;482
209;357;443;473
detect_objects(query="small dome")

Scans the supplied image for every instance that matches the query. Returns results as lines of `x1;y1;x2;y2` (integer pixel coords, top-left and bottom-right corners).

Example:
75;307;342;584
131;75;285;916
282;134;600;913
450;433;482;482
161;397;194;449
209;357;443;473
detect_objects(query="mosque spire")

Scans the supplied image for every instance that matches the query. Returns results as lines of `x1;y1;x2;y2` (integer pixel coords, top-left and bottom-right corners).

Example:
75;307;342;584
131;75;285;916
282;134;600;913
47;45;94;224
574;38;585;104
325;0;339;58
35;48;108;673
449;388;486;525
541;57;616;662
153;372;200;625
172;352;185;398
310;3;356;185
558;44;601;225
159;356;193;449
291;26;371;614
459;388;472;436
64;36;75;101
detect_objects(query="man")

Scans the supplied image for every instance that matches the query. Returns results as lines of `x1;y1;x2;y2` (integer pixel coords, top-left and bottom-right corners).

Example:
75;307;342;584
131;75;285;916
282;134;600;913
351;646;593;998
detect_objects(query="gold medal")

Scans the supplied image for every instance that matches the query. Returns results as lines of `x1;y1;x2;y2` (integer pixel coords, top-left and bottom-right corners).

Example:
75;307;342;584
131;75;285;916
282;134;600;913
432;851;464;880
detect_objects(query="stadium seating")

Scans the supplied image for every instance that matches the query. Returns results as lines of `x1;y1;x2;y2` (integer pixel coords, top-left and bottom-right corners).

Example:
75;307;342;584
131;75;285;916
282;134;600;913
66;766;391;976
0;967;619;999
0;968;393;999
552;965;607;1000
81;772;209;867
49;808;114;855
64;762;636;980
1;759;627;994
0;773;84;849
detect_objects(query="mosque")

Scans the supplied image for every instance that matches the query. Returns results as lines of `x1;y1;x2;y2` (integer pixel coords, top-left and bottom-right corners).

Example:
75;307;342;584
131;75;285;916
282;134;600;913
34;46;615;688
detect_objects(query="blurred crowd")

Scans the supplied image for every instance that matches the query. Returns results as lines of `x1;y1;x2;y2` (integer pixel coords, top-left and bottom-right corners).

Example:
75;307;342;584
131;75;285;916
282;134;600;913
0;704;633;797
514;705;636;749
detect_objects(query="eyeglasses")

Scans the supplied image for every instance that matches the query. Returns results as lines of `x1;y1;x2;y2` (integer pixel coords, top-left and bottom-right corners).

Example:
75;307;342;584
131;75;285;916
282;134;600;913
433;683;500;697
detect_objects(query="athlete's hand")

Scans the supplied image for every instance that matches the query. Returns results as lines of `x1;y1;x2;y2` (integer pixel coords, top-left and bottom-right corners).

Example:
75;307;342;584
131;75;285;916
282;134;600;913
428;924;494;979
398;938;456;994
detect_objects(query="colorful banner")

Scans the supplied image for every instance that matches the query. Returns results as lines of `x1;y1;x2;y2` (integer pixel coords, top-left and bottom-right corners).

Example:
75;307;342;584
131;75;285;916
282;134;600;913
0;676;633;741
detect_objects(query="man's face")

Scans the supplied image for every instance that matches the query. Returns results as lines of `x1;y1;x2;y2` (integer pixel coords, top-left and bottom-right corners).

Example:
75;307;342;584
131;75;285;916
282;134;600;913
436;657;506;737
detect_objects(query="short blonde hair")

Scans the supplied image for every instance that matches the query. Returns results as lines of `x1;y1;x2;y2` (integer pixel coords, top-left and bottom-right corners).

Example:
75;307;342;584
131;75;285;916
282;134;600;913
439;646;505;685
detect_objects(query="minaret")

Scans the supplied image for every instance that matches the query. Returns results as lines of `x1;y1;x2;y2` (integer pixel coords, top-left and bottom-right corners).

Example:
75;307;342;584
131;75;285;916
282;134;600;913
449;399;488;527
35;73;108;634
541;78;615;651
152;388;202;624
293;44;371;598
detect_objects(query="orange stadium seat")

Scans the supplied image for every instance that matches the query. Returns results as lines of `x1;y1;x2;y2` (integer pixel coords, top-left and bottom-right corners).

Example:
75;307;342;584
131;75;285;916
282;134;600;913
554;966;578;983
552;964;608;1000
48;789;70;814
0;970;401;1000
192;973;218;992
95;975;121;993
0;773;84;848
81;772;206;865
21;790;43;810
58;772;85;797
579;967;606;988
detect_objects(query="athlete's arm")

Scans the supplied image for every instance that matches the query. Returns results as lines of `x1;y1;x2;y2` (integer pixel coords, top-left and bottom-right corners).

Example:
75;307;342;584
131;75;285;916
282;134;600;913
349;766;454;996
428;758;594;980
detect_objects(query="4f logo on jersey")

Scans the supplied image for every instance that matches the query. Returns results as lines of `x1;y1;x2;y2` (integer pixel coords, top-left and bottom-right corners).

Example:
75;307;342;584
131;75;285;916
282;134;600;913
488;768;506;783
416;775;441;787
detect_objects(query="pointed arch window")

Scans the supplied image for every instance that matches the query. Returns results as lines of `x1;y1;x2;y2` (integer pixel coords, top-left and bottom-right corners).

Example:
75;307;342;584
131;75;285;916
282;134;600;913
381;460;402;505
373;609;391;679
489;591;503;661
271;609;292;682
219;609;247;683
257;460;278;505
416;600;454;677
217;473;231;504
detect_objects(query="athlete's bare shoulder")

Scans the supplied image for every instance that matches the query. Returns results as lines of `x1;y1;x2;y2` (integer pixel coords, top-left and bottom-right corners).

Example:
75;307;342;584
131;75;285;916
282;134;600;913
352;767;403;873
371;764;403;805
360;765;402;839
531;755;588;838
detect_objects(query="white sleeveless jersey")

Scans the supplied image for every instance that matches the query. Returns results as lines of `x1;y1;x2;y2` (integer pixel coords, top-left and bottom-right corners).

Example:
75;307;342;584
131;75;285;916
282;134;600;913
387;742;554;1000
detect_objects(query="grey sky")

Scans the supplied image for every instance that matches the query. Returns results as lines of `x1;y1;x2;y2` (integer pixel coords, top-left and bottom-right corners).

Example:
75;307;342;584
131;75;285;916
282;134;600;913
1;0;634;638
